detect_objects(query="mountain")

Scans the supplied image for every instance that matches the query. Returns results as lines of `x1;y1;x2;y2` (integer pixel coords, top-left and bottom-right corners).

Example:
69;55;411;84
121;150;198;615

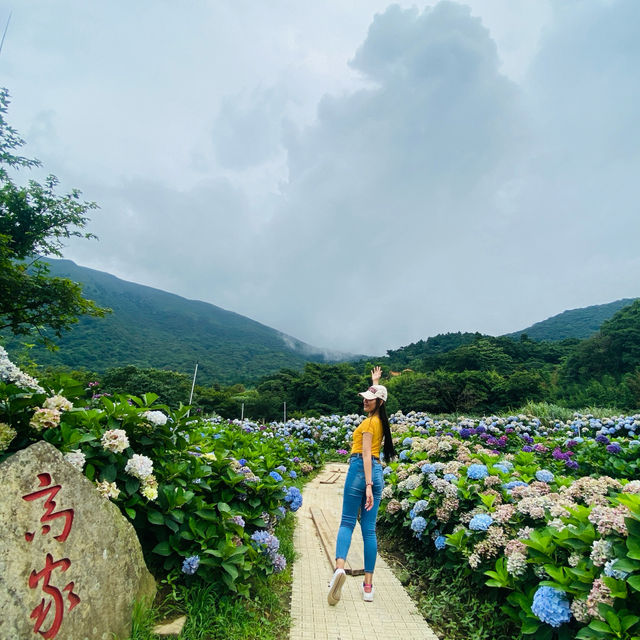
503;298;639;341
1;259;354;384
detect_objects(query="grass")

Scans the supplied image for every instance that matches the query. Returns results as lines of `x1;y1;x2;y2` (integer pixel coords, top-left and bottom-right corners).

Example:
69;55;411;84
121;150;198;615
126;503;298;640
377;528;518;640
516;400;627;423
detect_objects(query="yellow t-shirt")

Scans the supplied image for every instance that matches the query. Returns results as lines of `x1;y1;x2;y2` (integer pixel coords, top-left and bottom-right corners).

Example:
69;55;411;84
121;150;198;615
351;414;383;458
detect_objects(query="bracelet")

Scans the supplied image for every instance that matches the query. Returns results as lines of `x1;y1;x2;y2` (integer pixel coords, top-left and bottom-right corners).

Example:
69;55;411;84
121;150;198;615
366;481;373;487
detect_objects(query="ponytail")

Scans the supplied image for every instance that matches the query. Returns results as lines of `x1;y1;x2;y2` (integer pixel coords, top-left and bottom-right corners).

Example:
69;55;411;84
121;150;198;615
375;399;396;462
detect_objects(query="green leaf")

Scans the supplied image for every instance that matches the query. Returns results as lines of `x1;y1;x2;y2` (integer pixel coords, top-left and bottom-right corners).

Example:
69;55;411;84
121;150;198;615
612;557;640;573
603;577;627;599
147;510;164;525
125;507;136;519
589;620;612;634
171;510;185;524
101;464;117;483
627;535;640;560
622;615;640;631
222;562;238;580
605;609;622;633
125;476;140;495
165;519;179;533
521;619;541;634
195;509;219;522
85;463;95;481
628;575;640;592
626;517;640;539
217;502;231;513
152;541;172;556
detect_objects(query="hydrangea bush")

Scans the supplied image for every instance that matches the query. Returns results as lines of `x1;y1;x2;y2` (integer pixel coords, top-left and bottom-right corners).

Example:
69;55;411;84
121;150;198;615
377;412;640;640
0;350;320;597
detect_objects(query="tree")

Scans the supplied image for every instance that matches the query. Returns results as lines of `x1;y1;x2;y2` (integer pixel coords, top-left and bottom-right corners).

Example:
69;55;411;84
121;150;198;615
0;88;108;344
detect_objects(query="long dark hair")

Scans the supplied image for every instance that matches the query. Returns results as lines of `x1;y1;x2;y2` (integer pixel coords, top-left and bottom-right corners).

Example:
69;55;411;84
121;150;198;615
375;399;396;462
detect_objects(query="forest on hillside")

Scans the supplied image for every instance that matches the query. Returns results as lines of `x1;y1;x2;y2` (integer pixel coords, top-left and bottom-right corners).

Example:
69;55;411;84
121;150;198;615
35;299;640;421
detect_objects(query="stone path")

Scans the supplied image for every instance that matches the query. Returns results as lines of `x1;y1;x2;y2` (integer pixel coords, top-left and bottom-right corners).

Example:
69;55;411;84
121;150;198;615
289;463;439;640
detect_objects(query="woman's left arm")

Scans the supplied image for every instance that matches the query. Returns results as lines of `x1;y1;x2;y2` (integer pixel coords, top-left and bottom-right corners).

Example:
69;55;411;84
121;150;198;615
362;432;374;510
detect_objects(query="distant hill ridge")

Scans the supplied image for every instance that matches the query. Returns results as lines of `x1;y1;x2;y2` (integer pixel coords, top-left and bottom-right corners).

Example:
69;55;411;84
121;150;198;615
504;298;639;341
1;259;353;384
2;259;636;384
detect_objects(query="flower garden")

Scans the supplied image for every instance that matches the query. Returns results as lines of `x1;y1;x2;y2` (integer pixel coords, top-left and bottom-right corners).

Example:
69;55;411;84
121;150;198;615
2;345;640;639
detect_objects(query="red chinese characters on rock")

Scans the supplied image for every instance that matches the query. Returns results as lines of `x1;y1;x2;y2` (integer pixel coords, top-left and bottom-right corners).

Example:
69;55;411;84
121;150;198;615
22;473;80;639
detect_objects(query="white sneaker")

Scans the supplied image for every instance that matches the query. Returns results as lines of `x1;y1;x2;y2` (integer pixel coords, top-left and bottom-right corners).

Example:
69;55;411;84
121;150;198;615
362;582;374;602
327;568;346;605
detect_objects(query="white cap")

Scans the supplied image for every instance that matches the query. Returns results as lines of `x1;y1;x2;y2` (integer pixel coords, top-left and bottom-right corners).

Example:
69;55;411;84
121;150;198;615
359;384;388;403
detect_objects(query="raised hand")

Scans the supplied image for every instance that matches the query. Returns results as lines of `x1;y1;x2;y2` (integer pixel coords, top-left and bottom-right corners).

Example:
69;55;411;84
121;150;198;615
371;366;382;385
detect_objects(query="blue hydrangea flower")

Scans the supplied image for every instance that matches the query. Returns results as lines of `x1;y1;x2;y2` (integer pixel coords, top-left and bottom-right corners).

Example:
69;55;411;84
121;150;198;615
421;463;436;474
181;555;200;575
238;458;247;466
443;473;457;483
503;480;529;491
466;464;489;480
276;465;287;473
272;552;287;573
411;516;427;535
604;559;629;580
284;486;303;511
492;463;510;474
383;466;393;476
231;515;245;527
411;499;429;515
251;530;280;555
269;470;283;482
402;437;413;447
535;470;554;483
459;428;471;438
469;513;494;531
434;535;447;550
399;450;409;461
531;586;572;627
289;470;297;478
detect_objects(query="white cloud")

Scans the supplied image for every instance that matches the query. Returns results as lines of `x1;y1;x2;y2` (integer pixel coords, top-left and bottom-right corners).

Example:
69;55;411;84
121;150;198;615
2;0;638;355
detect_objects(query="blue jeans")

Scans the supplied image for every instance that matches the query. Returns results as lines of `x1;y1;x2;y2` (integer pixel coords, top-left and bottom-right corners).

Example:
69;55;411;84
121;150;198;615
335;455;384;573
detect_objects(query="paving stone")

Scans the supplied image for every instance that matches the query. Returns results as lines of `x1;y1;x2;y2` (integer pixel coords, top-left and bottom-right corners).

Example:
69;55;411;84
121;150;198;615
289;463;438;639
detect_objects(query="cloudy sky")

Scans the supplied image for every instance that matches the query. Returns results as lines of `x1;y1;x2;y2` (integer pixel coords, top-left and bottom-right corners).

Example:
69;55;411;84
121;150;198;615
2;0;639;355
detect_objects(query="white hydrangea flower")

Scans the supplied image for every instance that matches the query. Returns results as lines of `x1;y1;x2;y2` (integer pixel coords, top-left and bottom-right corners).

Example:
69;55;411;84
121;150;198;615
0;422;17;452
125;454;154;480
381;485;394;499
29;408;61;431
44;395;73;412
0;346;45;393
141;475;158;500
101;429;130;454
141;410;168;426
95;480;120;500
506;552;527;577
63;450;86;471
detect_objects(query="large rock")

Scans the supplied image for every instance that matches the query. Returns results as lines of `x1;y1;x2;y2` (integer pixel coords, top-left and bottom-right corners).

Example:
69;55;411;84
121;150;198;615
0;441;156;640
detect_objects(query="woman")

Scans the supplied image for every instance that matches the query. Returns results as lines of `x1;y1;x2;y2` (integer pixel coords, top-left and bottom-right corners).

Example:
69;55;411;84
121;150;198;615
327;366;396;605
